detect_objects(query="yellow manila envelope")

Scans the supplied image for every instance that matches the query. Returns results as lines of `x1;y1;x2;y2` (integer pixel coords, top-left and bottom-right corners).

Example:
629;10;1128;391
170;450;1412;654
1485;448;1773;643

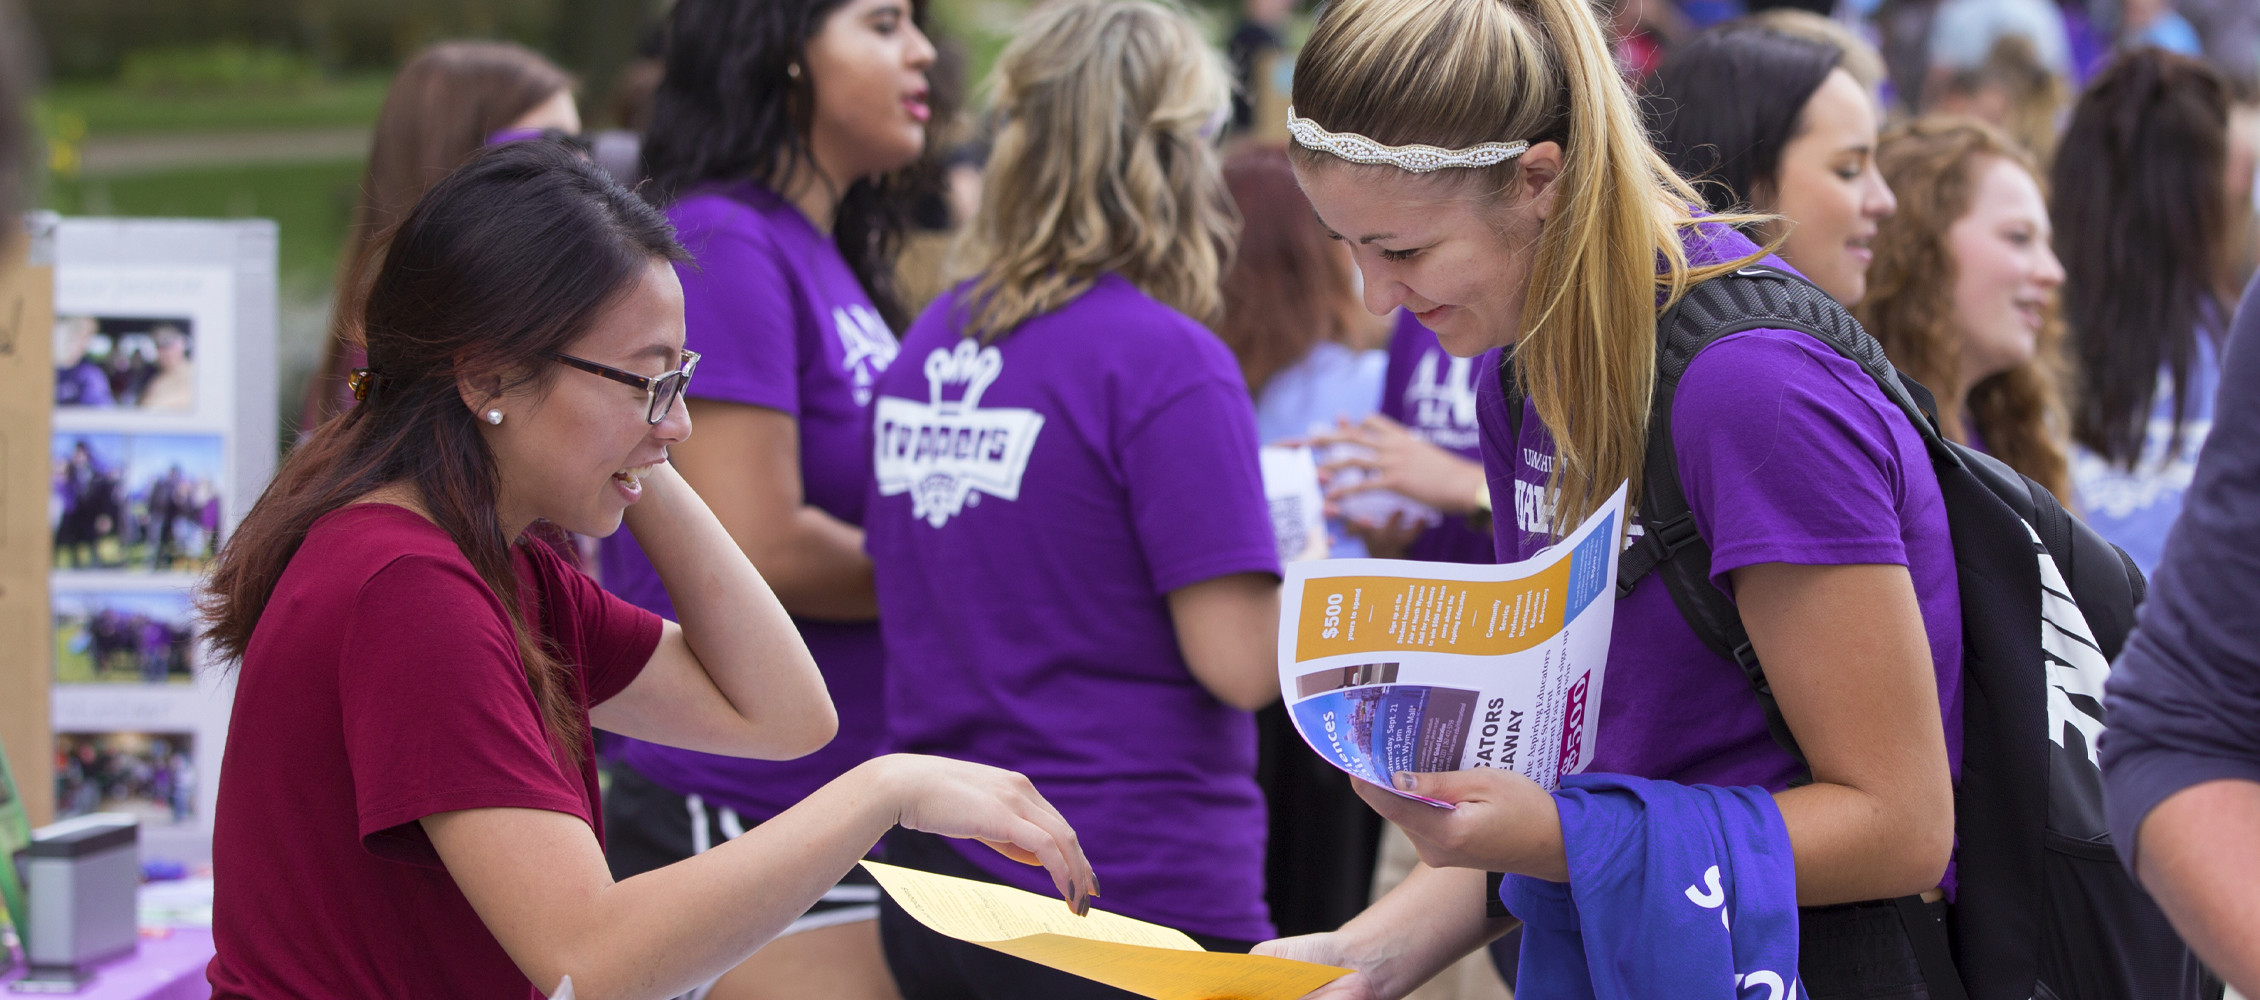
860;861;1350;1000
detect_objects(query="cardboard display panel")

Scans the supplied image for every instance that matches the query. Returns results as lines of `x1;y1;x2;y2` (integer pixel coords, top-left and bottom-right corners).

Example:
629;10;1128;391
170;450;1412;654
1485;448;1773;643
0;214;56;827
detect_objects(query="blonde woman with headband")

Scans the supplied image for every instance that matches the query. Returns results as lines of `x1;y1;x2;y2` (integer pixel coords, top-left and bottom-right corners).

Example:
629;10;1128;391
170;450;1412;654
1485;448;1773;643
1257;0;1964;997
860;2;1283;997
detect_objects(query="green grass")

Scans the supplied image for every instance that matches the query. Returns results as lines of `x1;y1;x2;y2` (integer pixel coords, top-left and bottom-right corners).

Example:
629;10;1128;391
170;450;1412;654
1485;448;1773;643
40;158;362;291
39;76;391;136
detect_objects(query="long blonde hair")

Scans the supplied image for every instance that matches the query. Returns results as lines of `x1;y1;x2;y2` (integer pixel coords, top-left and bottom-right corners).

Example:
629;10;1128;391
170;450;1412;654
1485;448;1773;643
958;0;1237;340
1290;0;1751;531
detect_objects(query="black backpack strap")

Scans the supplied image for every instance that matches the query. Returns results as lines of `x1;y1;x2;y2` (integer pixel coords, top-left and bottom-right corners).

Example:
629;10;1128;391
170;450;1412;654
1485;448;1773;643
1644;268;1983;995
1626;264;1963;779
1894;896;1974;1000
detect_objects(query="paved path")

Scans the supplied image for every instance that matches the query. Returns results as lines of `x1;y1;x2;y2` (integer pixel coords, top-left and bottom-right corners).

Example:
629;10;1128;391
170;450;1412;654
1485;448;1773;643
78;126;371;176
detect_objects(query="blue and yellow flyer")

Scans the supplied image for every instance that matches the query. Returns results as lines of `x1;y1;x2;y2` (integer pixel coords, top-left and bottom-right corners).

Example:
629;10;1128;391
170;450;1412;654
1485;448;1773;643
1277;483;1627;805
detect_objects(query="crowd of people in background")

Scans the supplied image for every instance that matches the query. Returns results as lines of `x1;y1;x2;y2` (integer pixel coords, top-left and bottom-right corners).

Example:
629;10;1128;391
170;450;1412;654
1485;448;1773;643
12;0;2260;997
219;0;2260;995
53;733;195;825
52;438;223;572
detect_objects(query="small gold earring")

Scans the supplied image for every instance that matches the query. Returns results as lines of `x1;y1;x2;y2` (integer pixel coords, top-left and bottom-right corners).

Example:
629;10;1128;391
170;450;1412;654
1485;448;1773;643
485;409;504;426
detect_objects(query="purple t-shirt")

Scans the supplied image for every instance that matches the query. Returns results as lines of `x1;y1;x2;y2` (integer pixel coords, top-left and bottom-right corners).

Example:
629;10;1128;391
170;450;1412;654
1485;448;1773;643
598;182;899;820
864;274;1281;942
1378;311;1497;565
1481;226;1964;795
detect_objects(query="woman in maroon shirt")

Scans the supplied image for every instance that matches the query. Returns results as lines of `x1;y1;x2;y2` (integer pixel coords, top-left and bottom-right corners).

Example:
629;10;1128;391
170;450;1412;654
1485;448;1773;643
197;141;1095;1000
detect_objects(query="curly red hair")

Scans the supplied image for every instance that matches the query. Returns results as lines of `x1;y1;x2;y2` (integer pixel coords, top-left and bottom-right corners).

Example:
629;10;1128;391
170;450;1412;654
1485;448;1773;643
1859;116;2069;501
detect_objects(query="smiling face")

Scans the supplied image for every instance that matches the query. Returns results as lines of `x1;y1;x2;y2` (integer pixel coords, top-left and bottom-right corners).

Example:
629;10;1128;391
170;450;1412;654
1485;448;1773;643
1756;69;1896;307
1945;156;2063;398
1292;143;1560;359
804;0;937;182
153;326;188;367
477;259;692;538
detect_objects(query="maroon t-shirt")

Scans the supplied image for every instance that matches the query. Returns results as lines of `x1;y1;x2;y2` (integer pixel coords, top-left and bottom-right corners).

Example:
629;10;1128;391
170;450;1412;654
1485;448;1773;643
207;504;662;999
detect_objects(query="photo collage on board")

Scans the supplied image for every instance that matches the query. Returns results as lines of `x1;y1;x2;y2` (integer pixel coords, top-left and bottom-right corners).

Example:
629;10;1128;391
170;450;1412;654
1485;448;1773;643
47;260;239;826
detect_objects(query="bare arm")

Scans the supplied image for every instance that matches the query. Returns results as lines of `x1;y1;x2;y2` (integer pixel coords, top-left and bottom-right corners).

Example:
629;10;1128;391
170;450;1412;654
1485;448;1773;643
588;462;835;759
1744;562;1953;904
423;754;1097;1000
669;398;876;620
1166;572;1282;711
1255;864;1515;1000
2135;779;2260;996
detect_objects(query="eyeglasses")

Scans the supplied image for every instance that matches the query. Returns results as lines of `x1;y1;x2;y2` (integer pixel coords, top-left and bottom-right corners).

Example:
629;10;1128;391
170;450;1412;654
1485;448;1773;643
548;349;701;424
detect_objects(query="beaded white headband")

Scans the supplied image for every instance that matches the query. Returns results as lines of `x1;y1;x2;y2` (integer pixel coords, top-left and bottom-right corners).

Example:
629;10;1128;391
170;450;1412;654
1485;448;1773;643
1285;106;1531;173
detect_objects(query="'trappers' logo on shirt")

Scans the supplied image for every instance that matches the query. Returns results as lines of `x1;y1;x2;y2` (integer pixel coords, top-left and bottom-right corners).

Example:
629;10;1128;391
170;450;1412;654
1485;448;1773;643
833;304;900;407
873;340;1046;528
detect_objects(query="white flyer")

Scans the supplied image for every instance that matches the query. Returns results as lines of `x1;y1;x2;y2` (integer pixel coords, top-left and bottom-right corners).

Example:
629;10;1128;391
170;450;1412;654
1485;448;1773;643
1258;445;1329;564
1277;482;1627;805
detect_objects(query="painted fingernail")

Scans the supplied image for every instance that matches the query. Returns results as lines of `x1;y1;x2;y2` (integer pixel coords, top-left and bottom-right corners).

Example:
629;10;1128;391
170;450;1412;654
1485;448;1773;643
1393;771;1419;791
1090;874;1102;897
1075;892;1092;917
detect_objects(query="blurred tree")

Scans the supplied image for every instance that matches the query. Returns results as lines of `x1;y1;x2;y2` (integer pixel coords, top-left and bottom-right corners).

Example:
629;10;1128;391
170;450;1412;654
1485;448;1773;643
552;0;668;127
25;0;559;80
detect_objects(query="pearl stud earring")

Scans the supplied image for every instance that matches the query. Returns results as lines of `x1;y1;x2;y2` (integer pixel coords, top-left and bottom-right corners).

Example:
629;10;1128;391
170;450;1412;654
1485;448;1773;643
485;409;504;426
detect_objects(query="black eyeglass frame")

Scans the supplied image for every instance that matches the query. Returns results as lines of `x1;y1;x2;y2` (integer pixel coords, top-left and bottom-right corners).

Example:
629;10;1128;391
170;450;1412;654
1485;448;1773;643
547;349;702;424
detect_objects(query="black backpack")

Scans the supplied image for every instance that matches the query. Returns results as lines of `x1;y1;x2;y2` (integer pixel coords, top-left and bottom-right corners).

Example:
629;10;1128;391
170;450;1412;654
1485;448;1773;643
1498;265;2213;1000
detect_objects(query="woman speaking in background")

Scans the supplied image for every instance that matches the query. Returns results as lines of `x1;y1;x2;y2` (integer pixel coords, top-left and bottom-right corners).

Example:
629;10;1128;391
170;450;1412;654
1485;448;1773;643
201;141;1091;1000
300;41;581;435
863;2;1283;996
595;2;936;997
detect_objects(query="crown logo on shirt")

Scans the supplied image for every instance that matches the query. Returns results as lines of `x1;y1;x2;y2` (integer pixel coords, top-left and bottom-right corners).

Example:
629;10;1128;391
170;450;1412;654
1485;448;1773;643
924;339;1004;412
877;340;1045;529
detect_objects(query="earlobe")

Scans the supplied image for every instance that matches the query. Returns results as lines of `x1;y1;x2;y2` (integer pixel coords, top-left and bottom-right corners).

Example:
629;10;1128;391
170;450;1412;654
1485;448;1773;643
455;372;506;424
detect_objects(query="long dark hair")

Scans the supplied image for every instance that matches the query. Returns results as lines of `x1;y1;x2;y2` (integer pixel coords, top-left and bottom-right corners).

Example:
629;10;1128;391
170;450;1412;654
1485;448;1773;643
1644;22;1843;214
2054;48;2231;468
303;42;576;434
642;0;934;331
201;142;684;756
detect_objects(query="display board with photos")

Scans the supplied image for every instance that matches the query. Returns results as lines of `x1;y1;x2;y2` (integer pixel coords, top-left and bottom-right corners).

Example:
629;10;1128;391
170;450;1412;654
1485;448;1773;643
47;218;277;866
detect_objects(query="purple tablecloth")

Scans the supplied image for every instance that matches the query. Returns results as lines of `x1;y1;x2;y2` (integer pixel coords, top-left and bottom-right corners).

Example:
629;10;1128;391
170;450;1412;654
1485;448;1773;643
3;930;213;1000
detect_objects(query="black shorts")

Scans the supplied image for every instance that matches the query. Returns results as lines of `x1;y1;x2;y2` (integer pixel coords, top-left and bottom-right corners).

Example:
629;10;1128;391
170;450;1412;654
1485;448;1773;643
1797;897;1945;1000
603;761;882;935
877;828;1257;1000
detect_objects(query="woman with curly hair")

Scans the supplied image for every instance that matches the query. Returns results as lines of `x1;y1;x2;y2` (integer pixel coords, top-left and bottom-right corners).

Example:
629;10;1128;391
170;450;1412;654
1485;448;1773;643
1859;116;2070;501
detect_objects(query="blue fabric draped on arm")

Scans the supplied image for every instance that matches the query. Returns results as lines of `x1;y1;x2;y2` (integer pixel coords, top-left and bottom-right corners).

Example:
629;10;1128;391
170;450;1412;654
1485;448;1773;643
1505;773;1800;999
